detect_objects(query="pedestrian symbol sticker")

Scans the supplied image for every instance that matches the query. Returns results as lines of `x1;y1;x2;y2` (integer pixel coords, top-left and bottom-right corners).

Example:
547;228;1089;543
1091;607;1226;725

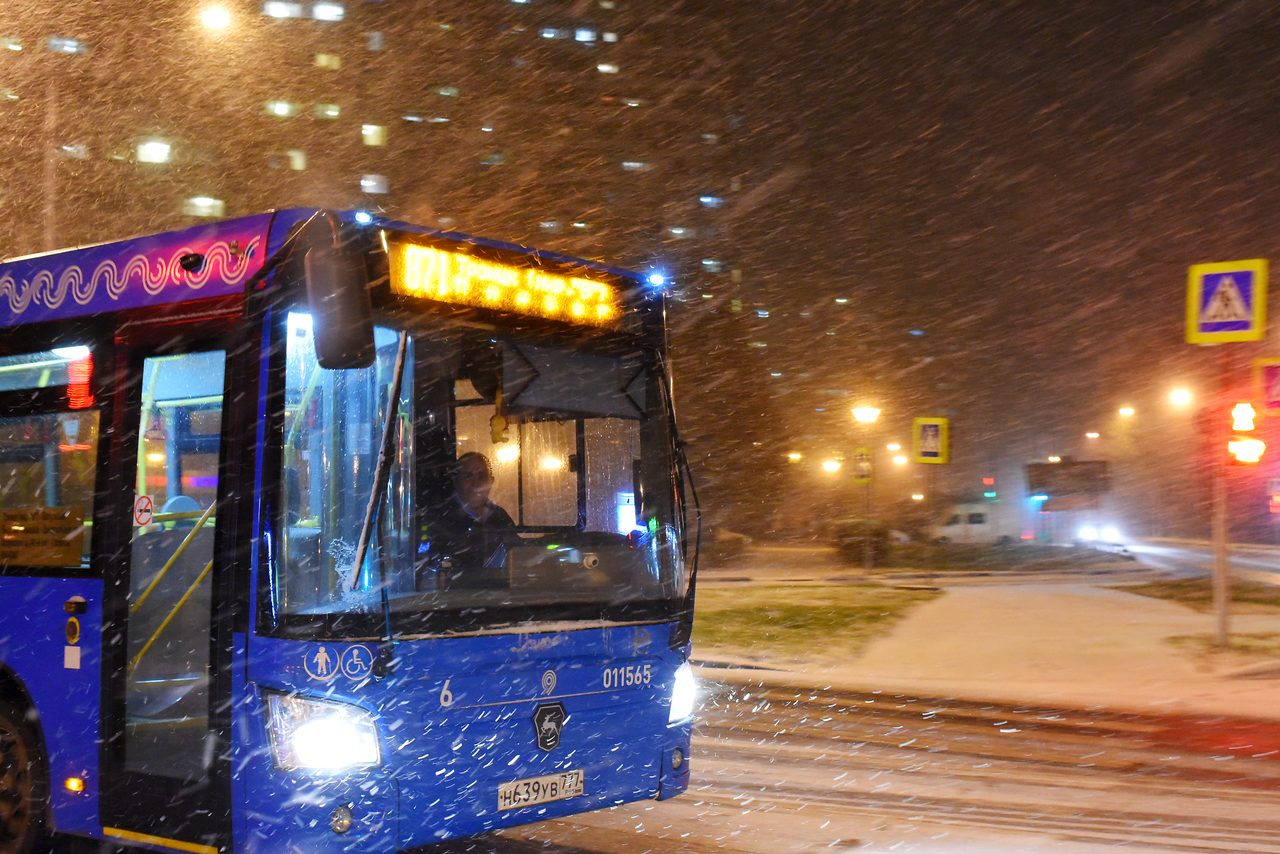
1187;260;1267;344
303;645;340;681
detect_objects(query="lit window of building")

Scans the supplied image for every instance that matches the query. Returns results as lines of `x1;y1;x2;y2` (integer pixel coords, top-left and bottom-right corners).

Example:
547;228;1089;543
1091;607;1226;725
287;149;306;170
603;32;618;42
61;143;89;160
360;174;388;194
541;28;561;39
699;195;723;207
312;2;345;21
47;37;88;54
137;140;171;164
596;62;619;74
623;97;645;107
757;309;770;318
701;259;723;272
480;152;506;166
436;85;459;97
702;133;719;144
572;221;590;229
575;29;596;42
667;226;696;239
367;31;384;50
362;124;387;145
262;1;303;17
183;196;225;217
265;100;298;117
427;116;450;123
599;0;615;7
314;103;341;118
315;53;341;69
1;37;22;51
539;221;560;232
620;160;649;172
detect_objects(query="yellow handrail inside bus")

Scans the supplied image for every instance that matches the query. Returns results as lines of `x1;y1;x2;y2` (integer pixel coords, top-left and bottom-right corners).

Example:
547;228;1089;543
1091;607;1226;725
129;501;217;615
128;558;213;676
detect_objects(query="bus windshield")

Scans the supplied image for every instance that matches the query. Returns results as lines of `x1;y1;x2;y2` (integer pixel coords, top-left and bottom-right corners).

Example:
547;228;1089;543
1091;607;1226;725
272;311;686;638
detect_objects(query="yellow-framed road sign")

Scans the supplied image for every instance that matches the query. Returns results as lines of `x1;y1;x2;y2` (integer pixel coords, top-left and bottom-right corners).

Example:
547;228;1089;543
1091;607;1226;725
1256;358;1280;415
913;417;949;464
1186;259;1267;344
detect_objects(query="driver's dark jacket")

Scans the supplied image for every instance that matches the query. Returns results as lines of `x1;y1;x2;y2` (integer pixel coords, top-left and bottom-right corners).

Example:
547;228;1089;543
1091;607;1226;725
423;496;516;589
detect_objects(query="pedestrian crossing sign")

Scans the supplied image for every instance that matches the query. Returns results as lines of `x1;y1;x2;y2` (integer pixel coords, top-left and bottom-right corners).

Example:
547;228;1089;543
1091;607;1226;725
1187;259;1267;344
913;417;949;465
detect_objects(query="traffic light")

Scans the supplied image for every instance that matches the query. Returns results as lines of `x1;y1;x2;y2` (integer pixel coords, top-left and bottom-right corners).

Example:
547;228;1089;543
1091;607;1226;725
1233;403;1257;431
1229;438;1265;463
1228;402;1264;463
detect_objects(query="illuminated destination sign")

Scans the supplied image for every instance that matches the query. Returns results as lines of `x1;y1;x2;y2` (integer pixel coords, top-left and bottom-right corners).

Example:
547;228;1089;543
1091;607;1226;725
388;241;621;327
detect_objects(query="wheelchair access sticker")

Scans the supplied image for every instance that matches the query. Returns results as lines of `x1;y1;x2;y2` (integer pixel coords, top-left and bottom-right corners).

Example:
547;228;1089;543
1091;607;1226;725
302;645;375;681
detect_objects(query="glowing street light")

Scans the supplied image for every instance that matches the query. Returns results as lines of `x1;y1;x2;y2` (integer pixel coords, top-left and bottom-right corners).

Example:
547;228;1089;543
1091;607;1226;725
1170;388;1193;407
852;406;880;424
822;459;841;472
199;6;232;29
886;443;901;451
1118;406;1135;418
786;452;802;462
1085;432;1100;439
893;455;908;465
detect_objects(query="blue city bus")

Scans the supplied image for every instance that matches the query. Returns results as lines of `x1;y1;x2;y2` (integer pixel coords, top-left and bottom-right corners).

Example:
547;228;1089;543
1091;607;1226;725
0;209;698;854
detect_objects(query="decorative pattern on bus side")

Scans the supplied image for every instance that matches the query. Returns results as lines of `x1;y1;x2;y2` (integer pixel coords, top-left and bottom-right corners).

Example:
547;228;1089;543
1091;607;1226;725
0;235;261;318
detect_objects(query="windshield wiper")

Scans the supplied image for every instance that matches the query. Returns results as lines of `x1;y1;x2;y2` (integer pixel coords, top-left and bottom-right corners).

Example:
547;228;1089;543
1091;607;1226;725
350;331;410;673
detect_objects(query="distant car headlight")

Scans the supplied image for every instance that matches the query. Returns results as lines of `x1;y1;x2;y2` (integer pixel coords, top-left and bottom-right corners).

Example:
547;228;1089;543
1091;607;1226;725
669;662;697;724
265;691;381;772
1101;525;1121;542
1078;525;1098;541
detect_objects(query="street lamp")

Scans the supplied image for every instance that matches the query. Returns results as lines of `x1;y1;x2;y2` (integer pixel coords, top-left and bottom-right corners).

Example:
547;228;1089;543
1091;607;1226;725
851;405;881;568
199;6;233;30
1170;388;1193;407
1118;406;1135;418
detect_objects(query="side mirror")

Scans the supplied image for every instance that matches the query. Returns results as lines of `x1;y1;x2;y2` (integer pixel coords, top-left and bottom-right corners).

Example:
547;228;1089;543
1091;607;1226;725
305;241;376;369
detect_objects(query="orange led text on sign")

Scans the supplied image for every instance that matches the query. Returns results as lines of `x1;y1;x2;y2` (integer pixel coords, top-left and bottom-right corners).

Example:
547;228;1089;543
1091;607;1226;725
389;242;619;327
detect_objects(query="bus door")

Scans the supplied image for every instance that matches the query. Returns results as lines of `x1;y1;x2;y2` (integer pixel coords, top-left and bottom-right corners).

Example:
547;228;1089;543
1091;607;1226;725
100;342;233;853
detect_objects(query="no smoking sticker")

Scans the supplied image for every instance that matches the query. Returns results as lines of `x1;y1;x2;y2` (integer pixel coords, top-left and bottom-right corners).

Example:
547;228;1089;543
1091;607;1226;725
133;495;154;527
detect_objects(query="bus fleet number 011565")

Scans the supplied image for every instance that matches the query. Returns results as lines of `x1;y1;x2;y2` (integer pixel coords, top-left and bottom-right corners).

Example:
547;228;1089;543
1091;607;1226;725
602;663;651;689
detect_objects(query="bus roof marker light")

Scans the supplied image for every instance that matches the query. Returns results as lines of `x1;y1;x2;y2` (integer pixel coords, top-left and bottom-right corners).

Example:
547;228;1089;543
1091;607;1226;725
647;273;665;288
354;211;373;225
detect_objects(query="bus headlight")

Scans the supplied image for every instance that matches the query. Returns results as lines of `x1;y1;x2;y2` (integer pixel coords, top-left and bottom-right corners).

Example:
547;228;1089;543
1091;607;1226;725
265;692;381;772
669;662;696;723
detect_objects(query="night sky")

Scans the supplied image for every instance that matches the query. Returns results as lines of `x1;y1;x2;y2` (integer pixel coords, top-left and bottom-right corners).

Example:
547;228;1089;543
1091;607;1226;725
675;0;1280;535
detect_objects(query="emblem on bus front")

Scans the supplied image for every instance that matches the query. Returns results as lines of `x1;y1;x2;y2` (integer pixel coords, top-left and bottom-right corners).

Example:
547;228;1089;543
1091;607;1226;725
532;702;567;752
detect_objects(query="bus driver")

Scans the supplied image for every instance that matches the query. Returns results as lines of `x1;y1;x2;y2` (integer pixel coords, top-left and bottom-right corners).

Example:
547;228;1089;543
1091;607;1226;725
424;452;516;588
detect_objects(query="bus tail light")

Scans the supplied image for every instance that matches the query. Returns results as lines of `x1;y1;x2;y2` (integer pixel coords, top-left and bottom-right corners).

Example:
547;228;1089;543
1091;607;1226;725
265;692;381;772
668;663;696;724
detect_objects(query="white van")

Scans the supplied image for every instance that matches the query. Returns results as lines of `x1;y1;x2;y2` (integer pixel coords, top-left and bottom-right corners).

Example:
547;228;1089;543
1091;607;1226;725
931;501;1021;544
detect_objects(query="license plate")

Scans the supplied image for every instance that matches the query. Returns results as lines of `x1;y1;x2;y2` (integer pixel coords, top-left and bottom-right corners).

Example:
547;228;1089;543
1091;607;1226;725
497;769;585;811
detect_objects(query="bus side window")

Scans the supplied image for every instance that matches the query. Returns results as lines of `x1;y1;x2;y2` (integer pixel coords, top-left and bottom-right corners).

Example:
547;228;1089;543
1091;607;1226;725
0;411;99;570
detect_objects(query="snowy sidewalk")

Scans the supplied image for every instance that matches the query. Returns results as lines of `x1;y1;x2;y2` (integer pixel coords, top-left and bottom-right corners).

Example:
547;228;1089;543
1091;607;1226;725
695;582;1280;720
